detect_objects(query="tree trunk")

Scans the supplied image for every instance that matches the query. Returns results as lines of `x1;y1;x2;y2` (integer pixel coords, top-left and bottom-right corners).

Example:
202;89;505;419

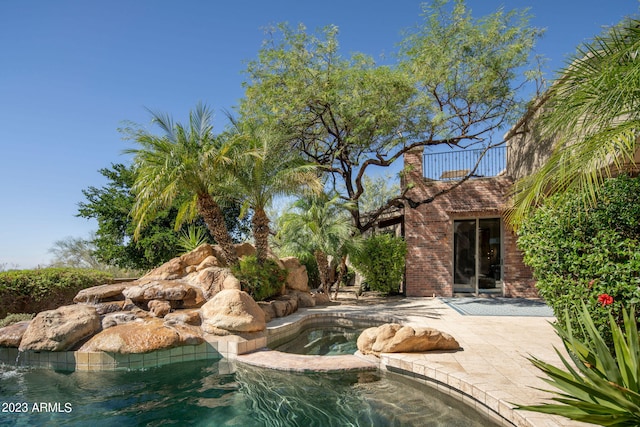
252;208;270;265
315;250;330;295
197;193;238;266
332;255;347;301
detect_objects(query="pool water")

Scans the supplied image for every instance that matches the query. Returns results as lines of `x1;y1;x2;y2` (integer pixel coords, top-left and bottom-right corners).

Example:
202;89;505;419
0;360;499;426
271;326;362;355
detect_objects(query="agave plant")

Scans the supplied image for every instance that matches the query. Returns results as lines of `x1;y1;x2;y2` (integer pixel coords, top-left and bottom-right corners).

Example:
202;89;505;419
517;303;640;426
177;225;209;254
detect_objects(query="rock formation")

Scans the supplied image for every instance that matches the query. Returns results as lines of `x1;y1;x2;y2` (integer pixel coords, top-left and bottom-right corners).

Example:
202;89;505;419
0;243;326;355
201;289;266;334
19;305;101;352
357;323;460;356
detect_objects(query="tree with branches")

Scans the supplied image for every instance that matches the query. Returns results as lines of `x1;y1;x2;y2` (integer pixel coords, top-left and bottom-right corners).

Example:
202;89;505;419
241;0;542;231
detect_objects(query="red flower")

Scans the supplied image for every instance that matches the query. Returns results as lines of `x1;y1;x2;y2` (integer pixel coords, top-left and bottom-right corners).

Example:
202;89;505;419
598;294;614;306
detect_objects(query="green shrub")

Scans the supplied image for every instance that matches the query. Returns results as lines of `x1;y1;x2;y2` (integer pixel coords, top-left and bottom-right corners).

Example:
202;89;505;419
232;255;287;301
0;268;113;318
350;233;406;295
297;253;320;289
0;313;35;328
517;175;640;348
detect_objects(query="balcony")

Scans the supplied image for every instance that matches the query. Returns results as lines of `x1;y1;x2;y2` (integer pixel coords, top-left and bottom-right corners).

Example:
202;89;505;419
423;146;507;181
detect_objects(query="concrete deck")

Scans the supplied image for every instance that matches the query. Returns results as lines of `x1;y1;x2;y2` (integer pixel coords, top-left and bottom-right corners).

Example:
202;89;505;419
237;296;595;427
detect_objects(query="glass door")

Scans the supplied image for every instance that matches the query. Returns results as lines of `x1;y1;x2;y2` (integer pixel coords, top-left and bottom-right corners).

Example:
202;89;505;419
453;218;502;294
453;220;476;293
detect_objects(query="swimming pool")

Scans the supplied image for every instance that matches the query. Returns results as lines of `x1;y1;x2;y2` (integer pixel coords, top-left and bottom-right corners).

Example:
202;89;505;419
0;359;498;426
270;325;362;356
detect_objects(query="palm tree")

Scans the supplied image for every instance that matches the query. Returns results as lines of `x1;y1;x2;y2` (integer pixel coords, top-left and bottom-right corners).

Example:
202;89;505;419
508;18;640;226
277;193;359;296
228;118;321;264
124;103;239;266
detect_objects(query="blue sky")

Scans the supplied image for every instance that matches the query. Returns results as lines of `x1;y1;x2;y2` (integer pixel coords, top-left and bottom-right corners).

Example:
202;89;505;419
0;1;637;269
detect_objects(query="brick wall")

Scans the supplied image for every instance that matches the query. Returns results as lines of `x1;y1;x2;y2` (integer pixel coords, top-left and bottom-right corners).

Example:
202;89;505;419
403;149;536;297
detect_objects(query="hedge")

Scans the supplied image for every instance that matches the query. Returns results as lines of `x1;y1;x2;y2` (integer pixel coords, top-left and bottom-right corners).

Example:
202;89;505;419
0;268;113;319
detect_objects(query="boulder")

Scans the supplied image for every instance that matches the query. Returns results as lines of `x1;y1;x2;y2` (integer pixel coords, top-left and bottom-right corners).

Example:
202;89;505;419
196;255;220;271
140;257;186;281
357;323;460;356
234;242;256;258
187;267;240;300
0;321;30;347
257;302;275;323
73;282;131;303
200;289;266;334
19;305;101;352
290;291;316;308
313;292;331;305
78;318;203;354
271;300;289;318
180;244;215;267
101;312;140;329
164;309;202;326
148;299;171;318
281;257;309;292
92;299;137;316
123;280;205;308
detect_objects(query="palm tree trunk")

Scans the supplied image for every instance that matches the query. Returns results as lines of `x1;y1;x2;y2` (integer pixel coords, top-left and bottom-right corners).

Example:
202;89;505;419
332;255;347;301
314;250;330;295
197;193;238;266
252;208;270;265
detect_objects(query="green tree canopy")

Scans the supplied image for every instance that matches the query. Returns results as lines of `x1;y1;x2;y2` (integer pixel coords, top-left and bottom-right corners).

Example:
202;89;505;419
277;193;358;295
77;163;249;270
241;0;541;231
509;16;640;226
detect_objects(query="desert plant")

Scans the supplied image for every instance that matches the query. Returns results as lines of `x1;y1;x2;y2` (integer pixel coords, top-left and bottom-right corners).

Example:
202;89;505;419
231;255;287;301
517;304;640;426
177;225;209;254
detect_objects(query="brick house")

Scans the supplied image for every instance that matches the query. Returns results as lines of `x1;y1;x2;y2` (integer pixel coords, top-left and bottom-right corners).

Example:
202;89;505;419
400;144;538;298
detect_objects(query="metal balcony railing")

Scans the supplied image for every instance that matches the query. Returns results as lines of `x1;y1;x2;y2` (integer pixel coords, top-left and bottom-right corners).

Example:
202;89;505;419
423;146;507;181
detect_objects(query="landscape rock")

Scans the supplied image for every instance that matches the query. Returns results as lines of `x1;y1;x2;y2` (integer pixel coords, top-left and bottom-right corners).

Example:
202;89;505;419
234;242;256;258
281;257;309;291
0;321;30;347
92;299;137;315
78;318;203;354
196;255;220;271
123;280;205;308
357;323;460;356
257;302;275;323
200;289;266;334
187;267;240;300
140;257;185;281
290;291;315;308
73;282;131;303
148;299;171;318
164;309;201;326
19;305;101;352
180;244;214;267
313;292;331;305
101;312;140;329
